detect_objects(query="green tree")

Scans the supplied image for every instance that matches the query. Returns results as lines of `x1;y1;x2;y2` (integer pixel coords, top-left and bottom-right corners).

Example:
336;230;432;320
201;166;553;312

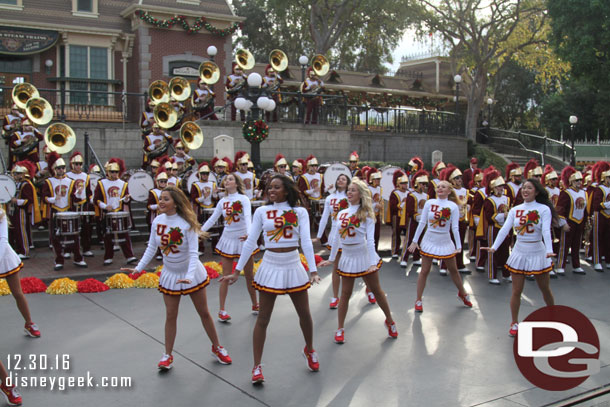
232;0;413;73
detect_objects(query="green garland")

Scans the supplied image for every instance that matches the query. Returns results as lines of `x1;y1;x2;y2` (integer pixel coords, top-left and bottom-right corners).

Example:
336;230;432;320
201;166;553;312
135;10;242;36
243;119;269;143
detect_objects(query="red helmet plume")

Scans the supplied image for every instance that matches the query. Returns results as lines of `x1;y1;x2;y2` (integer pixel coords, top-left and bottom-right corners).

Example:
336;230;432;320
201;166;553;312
108;158;126;176
592;161;610;183
408;156;424;172
392;169;407;188
469;168;483;189
561;166;578;187
523;159;540;178
234;151;249;165
484;169;501;195
505;162;521;179
366;167;379;184
15;160;37;179
431;161;446;178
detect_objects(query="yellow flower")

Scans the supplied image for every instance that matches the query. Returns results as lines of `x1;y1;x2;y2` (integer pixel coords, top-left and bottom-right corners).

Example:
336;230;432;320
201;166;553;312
0;279;11;296
46;278;78;295
104;273;135;289
135;273;160;288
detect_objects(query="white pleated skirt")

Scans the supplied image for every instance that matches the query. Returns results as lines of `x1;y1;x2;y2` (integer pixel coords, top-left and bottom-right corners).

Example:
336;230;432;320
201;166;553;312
253;250;310;294
158;258;209;296
215;228;260;258
505;240;553;275
419;231;457;259
0;245;23;278
336;242;382;278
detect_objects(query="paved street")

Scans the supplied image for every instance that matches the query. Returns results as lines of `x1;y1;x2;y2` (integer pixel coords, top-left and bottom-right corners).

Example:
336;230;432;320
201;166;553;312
2;235;610;406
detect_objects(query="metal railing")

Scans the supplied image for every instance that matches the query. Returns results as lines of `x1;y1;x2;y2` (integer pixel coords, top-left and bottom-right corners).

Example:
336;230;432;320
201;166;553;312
483;128;574;165
349;106;460;135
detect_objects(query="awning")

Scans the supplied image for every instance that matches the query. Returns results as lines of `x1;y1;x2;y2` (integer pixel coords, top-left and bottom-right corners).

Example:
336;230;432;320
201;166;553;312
0;26;59;55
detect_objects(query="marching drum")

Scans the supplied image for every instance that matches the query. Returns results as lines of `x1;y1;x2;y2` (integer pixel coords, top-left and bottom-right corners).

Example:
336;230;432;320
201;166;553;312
55;212;81;236
0;174;17;204
126;170;154;202
380;165;401;201
322;162;351;193
106;211;131;234
203;208;223;237
79;211;96;224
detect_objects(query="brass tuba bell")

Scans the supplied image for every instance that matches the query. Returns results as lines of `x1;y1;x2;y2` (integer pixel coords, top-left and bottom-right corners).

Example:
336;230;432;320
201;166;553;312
148;80;170;105
235;49;255;71
199;61;220;84
25;97;53;126
311;54;330;77
12;83;40;110
269;49;288;72
179;121;203;150
153;102;178;129
44;123;76;154
169;76;192;102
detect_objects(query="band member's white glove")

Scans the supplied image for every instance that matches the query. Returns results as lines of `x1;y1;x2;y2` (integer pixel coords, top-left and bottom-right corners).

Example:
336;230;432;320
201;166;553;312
46;197;56;204
98;202;107;210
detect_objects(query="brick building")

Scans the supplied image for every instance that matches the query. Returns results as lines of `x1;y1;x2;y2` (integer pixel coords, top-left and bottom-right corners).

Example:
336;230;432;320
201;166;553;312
0;0;242;120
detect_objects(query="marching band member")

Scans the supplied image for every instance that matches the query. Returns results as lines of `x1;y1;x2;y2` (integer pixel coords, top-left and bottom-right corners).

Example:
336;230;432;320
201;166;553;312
400;170;429;267
8;161;40;259
94;158;137;266
9;119;43;166
367;168;383;250
556;167;586;275
123;186;232;370
478;171;511;284
543;165;561;259
142;123;173;170
427;161;446;199
211;156;232;191
467;168;484;260
169;98;185;129
408;180;474;312
291;159;305;183
513;160;543;206
472;167;496;270
389;170;409;259
201;174;258;320
167;161;182;188
320;178;398;344
42;153;87;271
171;140;196;172
147;168;168;260
0;205;41;339
482;179;557;337
407;156;425;186
234;152;255;199
3;104;25;166
461;157;478;192
589;162;610;271
273;154;290;176
226;62;247;122
148;158;161;178
348;151;363;178
302;67;324;125
66;151;94;257
139;99;155;136
190;162;217;254
262;64;283;122
316;174;350;309
298;155;323;212
504;163;523;205
439;166;470;274
192;80;218;120
223;175;321;384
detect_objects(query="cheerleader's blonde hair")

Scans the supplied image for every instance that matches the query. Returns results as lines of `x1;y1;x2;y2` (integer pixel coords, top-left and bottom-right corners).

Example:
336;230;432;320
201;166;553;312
438;180;465;207
351;178;375;222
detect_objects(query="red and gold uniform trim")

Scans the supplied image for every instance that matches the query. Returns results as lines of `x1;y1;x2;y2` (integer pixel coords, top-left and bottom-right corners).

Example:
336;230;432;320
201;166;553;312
214;247;260;259
0;262;24;279
336;258;383;277
252;280;310;294
505;264;553;275
158;276;210;296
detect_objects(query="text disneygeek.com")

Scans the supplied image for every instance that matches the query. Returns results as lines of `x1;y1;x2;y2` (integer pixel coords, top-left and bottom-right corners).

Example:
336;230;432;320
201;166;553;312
5;354;132;391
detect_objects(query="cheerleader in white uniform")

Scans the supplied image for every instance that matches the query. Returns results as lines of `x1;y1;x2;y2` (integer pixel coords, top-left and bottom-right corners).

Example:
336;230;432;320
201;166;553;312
222;175;320;384
201;174;258;321
408;181;473;312
123;186;232;369
0;208;40;338
315;173;350;309
482;179;557;337
320;178;398;344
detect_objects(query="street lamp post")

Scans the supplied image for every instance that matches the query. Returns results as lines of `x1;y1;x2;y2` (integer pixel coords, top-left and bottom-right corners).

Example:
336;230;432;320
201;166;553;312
299;55;309;123
234;73;277;173
454;74;462;136
569;115;578;166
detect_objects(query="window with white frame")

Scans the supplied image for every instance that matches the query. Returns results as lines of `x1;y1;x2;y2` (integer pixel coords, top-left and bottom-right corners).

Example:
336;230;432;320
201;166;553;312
0;0;23;10
71;0;98;16
69;45;109;105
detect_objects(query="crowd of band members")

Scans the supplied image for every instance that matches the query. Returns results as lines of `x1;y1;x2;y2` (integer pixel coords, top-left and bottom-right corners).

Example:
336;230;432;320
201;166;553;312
5;92;610;276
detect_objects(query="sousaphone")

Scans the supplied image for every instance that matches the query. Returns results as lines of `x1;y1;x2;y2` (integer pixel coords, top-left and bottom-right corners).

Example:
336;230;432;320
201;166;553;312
148;80;170;105
235;49;255;71
153;102;178;129
180;121;203;150
312;54;330;77
25;97;53;126
169;76;191;102
199;61;220;84
44;123;76;154
12;83;40;109
269;49;288;72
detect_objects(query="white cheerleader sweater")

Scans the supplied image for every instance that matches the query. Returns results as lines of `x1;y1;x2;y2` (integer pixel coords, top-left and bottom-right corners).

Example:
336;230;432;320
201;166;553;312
412;198;461;250
328;204;379;267
491;200;553;253
201;192;251;234
316;190;348;239
236;202;317;272
135;213;201;282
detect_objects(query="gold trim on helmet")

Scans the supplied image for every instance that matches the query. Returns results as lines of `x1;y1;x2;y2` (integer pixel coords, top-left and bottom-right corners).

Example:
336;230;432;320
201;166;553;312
12;165;27;173
238;155;249;165
397;175;409;184
71;154;83;163
171;162;179;170
474;173;483;182
106;162;119;172
370;172;381;180
53;158;66;169
292;160;302;169
150;159;160;167
199;165;211;173
450;168;462;180
275;158;288;167
215;160;228;168
415;175;429;184
349;153;358;161
307;157;319;166
435;162;446;171
490;176;506;188
156;172;168;181
529;167;543;177
546;171;558;180
601;170;610;179
510;168;523;177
